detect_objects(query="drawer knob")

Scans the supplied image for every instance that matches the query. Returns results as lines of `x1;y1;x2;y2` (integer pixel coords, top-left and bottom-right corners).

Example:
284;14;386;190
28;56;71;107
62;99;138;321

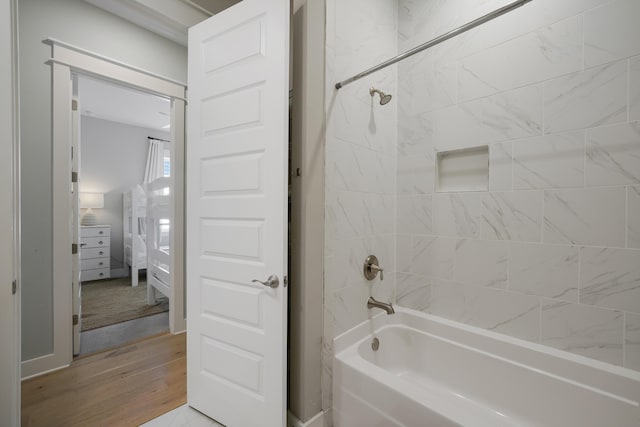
99;251;104;255
99;231;104;235
99;262;103;266
99;272;103;276
98;241;103;244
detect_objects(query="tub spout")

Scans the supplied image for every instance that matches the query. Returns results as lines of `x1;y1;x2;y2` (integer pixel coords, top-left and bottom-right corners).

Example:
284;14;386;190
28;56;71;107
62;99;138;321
367;296;395;315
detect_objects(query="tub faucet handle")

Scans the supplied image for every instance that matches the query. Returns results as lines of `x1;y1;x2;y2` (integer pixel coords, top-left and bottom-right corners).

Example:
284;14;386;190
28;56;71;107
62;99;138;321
364;255;384;281
370;264;384;280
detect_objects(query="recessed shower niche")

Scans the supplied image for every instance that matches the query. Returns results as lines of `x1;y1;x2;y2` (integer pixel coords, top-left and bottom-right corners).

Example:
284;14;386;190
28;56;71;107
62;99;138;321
436;145;489;192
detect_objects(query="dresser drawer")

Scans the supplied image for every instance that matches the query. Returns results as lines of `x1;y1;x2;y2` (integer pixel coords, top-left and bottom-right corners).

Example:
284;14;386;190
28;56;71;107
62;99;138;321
81;268;110;282
81;258;109;270
81;247;110;260
81;226;111;238
80;236;109;248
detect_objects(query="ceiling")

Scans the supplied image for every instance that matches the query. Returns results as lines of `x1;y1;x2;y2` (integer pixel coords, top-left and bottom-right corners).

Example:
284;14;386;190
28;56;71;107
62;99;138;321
189;0;242;15
78;76;171;130
85;0;242;46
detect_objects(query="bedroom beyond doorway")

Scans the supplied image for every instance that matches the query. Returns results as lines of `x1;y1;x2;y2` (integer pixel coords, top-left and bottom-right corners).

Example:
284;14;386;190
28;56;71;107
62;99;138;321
74;75;174;356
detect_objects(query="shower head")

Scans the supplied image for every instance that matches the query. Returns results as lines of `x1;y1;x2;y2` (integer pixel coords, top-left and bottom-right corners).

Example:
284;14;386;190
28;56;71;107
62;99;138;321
370;87;392;105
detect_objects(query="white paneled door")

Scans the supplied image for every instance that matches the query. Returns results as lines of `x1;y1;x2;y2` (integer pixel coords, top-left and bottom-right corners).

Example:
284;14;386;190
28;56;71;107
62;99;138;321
186;0;289;426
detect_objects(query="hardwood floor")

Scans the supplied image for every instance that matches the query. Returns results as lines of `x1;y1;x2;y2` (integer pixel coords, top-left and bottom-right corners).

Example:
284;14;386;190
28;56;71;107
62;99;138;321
21;332;186;427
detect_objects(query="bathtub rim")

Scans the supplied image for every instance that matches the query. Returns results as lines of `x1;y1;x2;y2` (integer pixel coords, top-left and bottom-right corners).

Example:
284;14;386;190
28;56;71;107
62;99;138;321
333;308;640;405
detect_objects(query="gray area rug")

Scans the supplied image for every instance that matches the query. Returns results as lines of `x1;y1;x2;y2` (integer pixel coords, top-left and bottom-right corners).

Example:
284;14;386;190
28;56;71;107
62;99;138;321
81;276;168;331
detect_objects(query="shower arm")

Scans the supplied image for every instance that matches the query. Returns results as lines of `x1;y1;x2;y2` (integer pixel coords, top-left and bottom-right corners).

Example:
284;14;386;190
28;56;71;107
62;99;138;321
334;0;533;90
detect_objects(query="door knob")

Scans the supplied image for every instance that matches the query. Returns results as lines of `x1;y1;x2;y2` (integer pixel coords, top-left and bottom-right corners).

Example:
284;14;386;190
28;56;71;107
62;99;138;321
252;274;279;288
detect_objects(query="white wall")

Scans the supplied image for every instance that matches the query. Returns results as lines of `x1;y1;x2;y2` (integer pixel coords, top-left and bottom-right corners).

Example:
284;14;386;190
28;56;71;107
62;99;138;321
80;116;169;273
323;0;398;415
396;0;640;372
0;0;19;422
18;0;186;361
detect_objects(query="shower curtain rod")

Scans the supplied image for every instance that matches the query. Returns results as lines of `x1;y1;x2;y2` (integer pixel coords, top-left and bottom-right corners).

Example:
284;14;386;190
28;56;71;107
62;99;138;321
334;0;533;90
148;136;170;142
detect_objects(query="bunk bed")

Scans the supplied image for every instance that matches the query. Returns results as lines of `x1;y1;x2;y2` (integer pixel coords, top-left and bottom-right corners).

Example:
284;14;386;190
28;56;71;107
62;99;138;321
123;184;147;287
146;177;172;305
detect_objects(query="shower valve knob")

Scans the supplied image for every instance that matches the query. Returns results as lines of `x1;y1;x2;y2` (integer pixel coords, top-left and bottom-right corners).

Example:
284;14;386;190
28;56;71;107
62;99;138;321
363;255;384;281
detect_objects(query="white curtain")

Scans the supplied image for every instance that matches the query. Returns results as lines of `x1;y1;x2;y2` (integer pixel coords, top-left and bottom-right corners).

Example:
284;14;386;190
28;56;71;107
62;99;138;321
143;139;164;184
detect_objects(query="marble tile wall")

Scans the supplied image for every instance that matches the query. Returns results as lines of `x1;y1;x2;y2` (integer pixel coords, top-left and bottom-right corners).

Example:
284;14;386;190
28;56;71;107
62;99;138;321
323;0;398;416
396;0;640;372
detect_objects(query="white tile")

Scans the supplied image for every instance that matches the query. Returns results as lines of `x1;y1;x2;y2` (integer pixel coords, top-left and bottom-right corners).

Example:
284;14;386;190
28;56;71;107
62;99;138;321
325;190;366;240
541;299;623;366
432;193;483;238
459;15;582;101
462;286;540;342
631;56;640;122
363;193;395;236
396;195;432;235
585;122;640;186
544;61;627;134
435;85;542;150
397;109;436;195
543;188;626;247
331;285;371;336
333;279;394;335
513;131;585;189
141;405;222;427
410;236;456;280
429;280;540;342
489;142;512;191
455;239;509;288
328;139;395;194
481;191;543;242
629;186;640;249
325;235;394;292
428;279;466;322
626;312;640;372
482;84;543;143
396;234;412;273
434;101;486;151
539;0;617;24
509;243;579;302
580;247;640;313
397;154;436;196
335;0;397;78
396;272;431;311
584;0;640;67
399;53;456;114
334;75;397;155
398;109;435;157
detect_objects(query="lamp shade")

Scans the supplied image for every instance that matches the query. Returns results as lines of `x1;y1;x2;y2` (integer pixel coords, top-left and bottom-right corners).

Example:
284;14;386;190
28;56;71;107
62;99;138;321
79;192;104;209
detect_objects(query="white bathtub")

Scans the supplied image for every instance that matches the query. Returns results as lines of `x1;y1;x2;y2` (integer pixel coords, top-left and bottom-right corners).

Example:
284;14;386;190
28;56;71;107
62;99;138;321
333;308;640;427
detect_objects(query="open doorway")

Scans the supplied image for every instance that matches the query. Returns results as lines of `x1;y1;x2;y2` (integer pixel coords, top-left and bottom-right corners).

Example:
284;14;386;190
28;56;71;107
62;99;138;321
73;75;174;356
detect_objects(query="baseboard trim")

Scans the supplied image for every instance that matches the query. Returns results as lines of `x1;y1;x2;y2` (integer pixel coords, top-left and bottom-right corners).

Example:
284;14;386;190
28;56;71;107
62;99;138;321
21;353;69;380
288;410;324;427
109;268;128;278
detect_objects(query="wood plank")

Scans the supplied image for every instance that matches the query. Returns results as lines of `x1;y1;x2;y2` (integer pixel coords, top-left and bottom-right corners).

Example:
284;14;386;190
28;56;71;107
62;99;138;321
21;333;186;427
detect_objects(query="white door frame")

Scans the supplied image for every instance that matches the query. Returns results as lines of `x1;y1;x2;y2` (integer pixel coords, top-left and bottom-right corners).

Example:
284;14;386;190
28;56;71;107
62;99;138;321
23;38;187;377
0;0;20;421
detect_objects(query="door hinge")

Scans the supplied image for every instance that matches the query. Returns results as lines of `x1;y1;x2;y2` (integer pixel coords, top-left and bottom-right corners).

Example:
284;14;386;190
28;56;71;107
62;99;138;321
72;314;79;325
72;99;78;111
72;243;78;254
12;280;17;295
283;275;288;287
71;171;78;183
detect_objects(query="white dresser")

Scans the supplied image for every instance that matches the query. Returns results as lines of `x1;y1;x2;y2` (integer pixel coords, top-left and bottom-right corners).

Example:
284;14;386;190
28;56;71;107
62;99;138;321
80;225;111;281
